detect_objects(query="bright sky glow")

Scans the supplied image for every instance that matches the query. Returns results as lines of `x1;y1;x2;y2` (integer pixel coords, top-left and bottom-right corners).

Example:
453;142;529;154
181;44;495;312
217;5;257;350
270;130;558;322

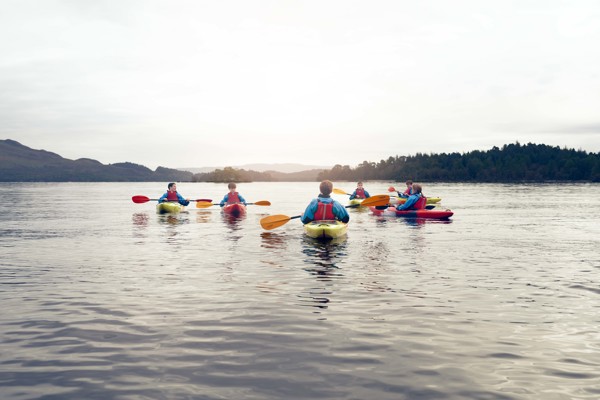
1;0;599;170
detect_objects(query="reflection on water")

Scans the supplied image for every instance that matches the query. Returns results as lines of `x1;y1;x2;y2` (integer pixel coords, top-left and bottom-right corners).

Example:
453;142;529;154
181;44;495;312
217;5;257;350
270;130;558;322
300;238;348;315
195;209;212;223
131;212;149;227
221;211;246;230
2;182;600;400
157;212;189;226
260;231;288;249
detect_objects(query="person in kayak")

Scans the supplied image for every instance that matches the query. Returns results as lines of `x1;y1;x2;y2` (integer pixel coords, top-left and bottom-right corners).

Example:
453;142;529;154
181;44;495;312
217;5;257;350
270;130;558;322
158;182;190;206
398;180;413;198
301;180;350;224
219;182;247;207
349;181;371;200
396;183;427;211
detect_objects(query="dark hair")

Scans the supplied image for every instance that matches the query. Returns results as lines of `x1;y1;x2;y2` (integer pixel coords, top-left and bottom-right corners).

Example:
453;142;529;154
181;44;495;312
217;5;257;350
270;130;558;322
319;180;333;196
228;182;236;189
168;182;175;189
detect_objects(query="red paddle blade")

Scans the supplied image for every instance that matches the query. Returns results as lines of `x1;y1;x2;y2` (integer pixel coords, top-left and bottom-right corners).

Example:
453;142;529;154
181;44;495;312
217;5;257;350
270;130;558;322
195;198;212;202
387;186;396;192
132;195;150;203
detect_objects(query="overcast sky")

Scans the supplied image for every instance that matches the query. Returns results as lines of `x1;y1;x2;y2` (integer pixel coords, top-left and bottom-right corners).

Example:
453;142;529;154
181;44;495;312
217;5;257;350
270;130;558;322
1;0;599;170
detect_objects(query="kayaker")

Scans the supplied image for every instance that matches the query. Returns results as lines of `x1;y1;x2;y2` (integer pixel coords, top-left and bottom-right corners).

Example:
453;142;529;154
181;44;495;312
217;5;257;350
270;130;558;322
301;180;350;224
349;181;371;200
219;182;247;207
398;180;413;198
396;183;427;211
158;182;190;206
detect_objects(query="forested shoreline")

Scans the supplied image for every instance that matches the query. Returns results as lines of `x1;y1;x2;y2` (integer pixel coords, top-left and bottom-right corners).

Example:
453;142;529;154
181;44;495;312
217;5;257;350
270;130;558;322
192;143;600;183
3;139;599;182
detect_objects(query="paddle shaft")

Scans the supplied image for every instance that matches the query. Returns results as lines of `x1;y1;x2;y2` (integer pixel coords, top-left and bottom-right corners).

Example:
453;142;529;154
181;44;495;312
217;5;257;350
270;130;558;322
259;194;390;230
132;195;211;204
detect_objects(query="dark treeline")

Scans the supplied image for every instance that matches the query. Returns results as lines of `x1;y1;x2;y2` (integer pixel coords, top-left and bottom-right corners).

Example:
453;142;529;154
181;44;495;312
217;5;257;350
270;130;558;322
191;167;274;183
317;142;600;182
191;166;325;182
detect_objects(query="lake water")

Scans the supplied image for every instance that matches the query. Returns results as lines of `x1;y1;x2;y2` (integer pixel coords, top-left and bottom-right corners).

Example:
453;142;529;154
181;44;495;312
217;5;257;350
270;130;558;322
1;182;599;400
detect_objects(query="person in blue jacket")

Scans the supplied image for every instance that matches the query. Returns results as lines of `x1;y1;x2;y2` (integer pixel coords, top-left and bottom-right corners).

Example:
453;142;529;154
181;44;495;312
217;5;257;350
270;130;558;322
396;183;426;211
301;180;350;224
349;181;371;200
158;182;190;206
219;182;247;207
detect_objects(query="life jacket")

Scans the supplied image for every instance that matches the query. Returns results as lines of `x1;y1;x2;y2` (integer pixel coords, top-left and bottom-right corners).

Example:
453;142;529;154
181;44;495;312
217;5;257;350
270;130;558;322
315;199;335;220
413;195;427;210
227;192;241;204
166;191;179;201
355;188;366;199
403;187;412;196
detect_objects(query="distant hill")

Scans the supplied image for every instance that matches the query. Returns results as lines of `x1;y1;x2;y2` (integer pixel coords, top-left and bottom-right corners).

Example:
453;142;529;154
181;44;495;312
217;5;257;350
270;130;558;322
180;163;331;174
0;139;192;182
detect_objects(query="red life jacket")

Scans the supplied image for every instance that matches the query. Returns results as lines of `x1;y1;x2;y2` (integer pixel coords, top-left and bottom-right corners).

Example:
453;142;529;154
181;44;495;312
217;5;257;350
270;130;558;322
315;199;335;220
355;188;366;199
403;187;412;196
167;191;179;201
227;192;241;204
414;195;427;210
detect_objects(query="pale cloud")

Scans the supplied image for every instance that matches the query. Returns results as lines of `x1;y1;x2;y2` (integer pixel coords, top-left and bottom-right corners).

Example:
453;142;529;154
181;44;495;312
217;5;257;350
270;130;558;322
1;0;599;169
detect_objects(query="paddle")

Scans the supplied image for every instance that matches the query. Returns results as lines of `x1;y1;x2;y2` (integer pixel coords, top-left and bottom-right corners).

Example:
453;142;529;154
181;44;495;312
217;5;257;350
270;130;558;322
260;194;390;230
196;200;271;208
333;188;351;196
132;195;212;204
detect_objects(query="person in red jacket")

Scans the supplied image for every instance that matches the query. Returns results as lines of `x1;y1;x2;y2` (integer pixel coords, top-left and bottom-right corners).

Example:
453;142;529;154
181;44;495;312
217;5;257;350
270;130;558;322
398;179;413;198
349;181;371;199
158;182;190;206
219;182;247;206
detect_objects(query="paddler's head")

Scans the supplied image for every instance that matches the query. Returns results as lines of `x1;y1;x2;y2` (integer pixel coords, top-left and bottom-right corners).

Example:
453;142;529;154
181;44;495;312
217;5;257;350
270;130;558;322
228;182;237;193
319;180;333;197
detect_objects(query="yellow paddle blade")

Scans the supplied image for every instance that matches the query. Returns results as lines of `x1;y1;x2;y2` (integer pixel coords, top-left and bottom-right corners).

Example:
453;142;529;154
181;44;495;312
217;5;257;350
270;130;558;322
252;200;271;206
333;188;350;195
359;194;390;207
260;214;294;230
196;201;215;208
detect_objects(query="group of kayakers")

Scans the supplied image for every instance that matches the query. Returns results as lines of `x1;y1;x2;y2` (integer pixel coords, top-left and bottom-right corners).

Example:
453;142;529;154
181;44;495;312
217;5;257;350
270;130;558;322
159;182;247;208
158;179;427;224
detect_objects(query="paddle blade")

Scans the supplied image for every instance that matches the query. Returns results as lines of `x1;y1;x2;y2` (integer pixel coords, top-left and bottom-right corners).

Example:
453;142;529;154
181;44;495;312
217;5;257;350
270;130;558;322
260;214;295;230
333;188;350;195
388;186;396;192
252;200;271;206
132;195;150;204
196;201;216;208
195;198;212;202
357;194;390;208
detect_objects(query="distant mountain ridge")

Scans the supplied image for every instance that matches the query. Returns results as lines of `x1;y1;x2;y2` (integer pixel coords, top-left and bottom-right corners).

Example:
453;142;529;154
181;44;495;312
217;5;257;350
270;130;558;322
0;139;192;182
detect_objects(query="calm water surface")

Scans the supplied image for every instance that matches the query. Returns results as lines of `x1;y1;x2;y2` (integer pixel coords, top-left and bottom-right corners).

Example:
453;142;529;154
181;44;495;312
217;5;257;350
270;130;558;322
1;182;599;399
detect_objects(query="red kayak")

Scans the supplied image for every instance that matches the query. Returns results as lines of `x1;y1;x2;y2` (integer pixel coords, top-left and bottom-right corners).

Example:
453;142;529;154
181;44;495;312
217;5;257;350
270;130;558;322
222;203;247;217
369;206;453;220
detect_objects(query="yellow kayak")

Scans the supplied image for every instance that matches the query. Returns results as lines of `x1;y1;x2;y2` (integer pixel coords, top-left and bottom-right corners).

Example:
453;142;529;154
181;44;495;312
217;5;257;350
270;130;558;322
347;198;364;207
391;196;441;205
156;202;184;214
303;220;348;240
